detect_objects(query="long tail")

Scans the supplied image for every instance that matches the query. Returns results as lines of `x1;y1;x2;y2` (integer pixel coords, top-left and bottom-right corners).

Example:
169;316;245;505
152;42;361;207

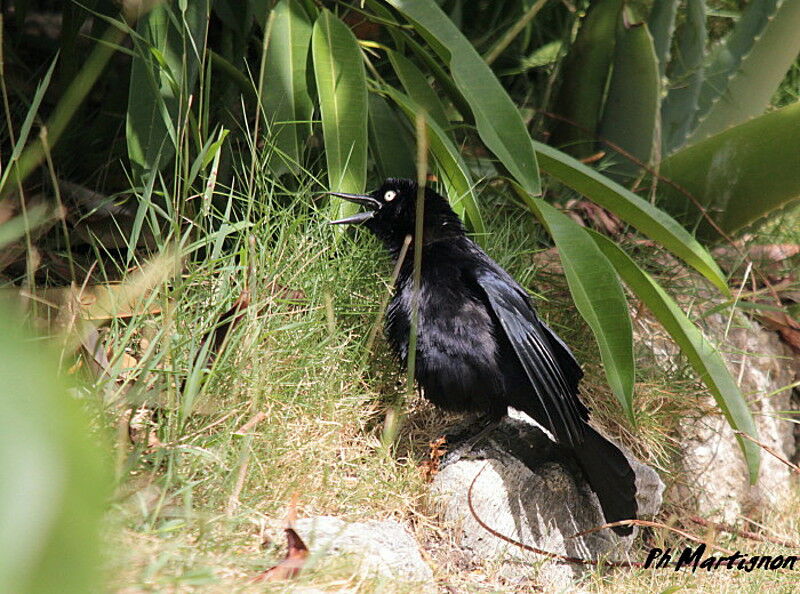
573;426;638;536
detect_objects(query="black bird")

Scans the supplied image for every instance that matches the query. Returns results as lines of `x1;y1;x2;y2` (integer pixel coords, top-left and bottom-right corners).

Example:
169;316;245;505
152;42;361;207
330;178;637;535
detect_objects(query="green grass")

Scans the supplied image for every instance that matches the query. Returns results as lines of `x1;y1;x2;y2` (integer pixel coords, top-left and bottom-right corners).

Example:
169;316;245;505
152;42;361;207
78;167;797;592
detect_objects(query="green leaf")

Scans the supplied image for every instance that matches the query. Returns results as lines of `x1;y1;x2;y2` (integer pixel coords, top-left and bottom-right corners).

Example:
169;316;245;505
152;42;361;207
598;18;661;180
661;0;706;153
387;50;450;129
0;311;110;593
518;40;562;72
533;141;730;295
0;204;53;251
526;199;635;422
659;101;800;241
312;9;368;216
647;0;679;78
399;33;473;120
381;86;485;237
386;0;541;196
126;1;209;182
261;0;314;175
693;0;780;130
549;0;624;158
588;230;760;481
686;0;800;144
367;94;416;180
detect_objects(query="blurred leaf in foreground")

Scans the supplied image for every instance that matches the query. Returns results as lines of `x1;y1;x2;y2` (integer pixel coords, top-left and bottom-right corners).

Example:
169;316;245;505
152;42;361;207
0;308;110;593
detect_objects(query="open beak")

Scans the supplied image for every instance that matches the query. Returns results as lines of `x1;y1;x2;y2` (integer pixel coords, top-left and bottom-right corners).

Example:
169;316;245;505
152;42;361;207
327;192;381;225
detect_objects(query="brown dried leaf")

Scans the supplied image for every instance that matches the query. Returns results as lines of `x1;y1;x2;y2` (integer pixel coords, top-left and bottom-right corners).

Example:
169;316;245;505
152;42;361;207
251;528;309;582
754;310;800;355
266;280;305;302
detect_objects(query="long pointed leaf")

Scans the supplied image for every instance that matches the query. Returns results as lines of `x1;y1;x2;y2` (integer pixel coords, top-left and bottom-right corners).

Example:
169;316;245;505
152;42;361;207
261;0;314;175
533;141;730;295
381;86;485;237
387;50;450;129
367;94;416;180
126;1;209;182
312;9;368;210
526;199;635;422
387;0;541;196
589;230;760;481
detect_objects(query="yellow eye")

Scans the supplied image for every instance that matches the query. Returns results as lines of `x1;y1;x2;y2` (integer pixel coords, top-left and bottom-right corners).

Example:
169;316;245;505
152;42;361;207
384;190;397;202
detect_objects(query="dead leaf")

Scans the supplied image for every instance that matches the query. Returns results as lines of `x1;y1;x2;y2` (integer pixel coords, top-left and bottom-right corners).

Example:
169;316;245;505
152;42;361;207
754;310;800;355
251;493;309;582
128;406;163;452
266;280;305;302
579;151;605;164
250;528;309;582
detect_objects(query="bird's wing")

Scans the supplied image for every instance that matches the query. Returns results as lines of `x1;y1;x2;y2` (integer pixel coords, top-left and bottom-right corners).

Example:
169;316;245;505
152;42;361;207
473;267;586;446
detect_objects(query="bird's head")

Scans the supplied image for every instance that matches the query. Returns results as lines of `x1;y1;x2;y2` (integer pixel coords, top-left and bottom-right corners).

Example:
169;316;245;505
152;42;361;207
328;178;464;250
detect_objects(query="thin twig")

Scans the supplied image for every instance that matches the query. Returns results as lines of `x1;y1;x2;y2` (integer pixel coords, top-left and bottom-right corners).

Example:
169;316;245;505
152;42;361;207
734;430;800;474
688;516;800;549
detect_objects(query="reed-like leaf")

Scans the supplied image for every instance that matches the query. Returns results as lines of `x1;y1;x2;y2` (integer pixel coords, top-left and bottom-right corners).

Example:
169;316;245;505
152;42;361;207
261;0;314;175
526;199;635;422
126;1;209;181
312;9;368;215
589;230;760;481
533;141;730;295
387;0;541;196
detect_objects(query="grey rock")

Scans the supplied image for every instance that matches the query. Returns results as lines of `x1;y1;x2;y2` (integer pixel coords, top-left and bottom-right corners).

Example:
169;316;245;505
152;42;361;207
293;516;433;584
431;415;664;589
636;304;799;523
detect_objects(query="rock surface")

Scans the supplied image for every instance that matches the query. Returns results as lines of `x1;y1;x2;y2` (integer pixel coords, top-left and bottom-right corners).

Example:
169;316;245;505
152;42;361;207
431;413;664;589
293;516;433;584
636;307;799;523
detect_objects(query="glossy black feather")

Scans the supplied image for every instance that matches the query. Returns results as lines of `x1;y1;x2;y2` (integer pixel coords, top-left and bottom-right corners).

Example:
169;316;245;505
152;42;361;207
342;178;637;535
